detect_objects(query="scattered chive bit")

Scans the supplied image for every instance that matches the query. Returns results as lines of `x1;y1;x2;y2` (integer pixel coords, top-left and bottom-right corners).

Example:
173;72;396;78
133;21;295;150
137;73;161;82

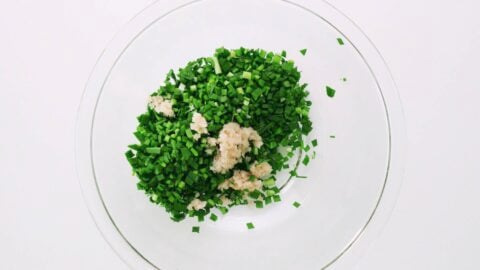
210;213;218;222
219;207;228;215
192;226;200;233
246;222;255;230
255;201;264;208
341;77;347;82
302;155;310;166
299;48;308;56
326;86;336;98
337;38;345;45
330;135;336;138
293;201;301;208
312;139;318;147
125;47;314;224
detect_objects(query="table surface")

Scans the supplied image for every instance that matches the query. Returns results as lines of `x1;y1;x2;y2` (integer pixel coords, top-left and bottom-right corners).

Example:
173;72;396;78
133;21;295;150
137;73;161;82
1;0;479;269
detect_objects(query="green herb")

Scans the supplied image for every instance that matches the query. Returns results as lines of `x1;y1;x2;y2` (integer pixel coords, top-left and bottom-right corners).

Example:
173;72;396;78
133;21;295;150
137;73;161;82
326;86;336;98
146;147;161;154
246;222;255;229
293;201;301;208
330;135;336;138
255;201;264;208
212;56;222;74
302;155;310;166
312;139;318;147
337;38;344;45
265;196;272;205
341;77;347;82
192;226;200;233
242;71;252;80
126;47;314;222
300;48;307;55
273;195;282;202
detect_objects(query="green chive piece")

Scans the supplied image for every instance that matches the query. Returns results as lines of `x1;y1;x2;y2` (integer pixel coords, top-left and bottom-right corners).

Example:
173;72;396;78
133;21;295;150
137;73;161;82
265;190;277;197
249;190;262;199
210;213;218;222
262;178;275;187
330;135;336;138
326;86;336;98
272;55;281;63
207;199;215;206
293;201;301;208
219;207;228;215
246;222;255;229
192;226;200;233
302;155;310;166
255;201;264;208
273;195;281;202
212;56;222;74
265;197;272;205
337;38;344;45
146;147;161;154
312;139;318;147
300;48;307;56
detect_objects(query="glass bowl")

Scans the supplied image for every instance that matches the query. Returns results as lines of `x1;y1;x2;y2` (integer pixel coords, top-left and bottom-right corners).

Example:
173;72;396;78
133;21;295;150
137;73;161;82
75;0;406;269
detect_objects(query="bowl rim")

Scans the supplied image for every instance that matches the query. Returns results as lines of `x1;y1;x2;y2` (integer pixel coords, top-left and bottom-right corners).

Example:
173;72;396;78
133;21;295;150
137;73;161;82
75;0;407;269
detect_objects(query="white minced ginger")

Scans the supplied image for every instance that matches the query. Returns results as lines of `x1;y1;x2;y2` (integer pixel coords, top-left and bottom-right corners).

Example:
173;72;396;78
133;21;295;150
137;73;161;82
218;179;231;190
192;134;201;141
249;161;272;179
210;122;263;173
220;195;232;206
190;112;209;139
218;170;262;192
148;96;174;117
207;137;217;147
187;198;207;211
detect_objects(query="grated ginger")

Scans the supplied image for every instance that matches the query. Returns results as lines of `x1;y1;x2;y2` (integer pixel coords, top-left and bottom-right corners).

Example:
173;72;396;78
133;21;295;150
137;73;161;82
249;161;272;179
210;122;263;174
148;96;174;117
218;170;262;192
187;198;207;211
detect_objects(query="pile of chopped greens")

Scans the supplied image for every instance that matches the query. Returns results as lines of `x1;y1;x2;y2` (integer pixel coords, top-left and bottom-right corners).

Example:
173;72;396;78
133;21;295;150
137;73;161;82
125;47;315;224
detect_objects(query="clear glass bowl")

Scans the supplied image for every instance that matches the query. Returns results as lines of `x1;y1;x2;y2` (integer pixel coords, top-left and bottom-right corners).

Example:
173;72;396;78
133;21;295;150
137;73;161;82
75;0;406;269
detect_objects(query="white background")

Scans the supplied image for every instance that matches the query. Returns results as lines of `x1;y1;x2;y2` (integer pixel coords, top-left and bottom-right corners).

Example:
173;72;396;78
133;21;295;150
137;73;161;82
0;0;479;269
